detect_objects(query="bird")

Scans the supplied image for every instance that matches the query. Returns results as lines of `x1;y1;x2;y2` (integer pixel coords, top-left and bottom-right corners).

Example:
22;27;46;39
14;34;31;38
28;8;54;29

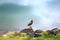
27;20;33;26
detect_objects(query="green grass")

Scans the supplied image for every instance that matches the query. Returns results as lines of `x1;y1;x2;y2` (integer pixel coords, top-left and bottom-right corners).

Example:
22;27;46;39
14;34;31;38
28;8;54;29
0;34;60;40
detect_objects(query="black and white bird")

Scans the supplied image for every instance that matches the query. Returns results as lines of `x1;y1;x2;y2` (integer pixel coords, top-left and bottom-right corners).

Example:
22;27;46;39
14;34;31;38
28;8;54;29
27;20;33;27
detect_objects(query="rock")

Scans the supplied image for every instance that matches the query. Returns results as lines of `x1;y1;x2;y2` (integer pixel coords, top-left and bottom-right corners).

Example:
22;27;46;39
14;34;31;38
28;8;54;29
35;30;43;33
46;28;59;36
20;28;33;33
34;33;42;37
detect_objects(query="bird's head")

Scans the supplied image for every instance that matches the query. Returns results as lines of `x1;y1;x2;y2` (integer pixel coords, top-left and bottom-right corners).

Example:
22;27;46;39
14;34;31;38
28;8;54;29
31;20;33;23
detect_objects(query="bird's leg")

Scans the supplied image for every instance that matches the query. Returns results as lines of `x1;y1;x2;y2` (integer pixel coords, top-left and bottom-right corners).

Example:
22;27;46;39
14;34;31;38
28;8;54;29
30;25;32;29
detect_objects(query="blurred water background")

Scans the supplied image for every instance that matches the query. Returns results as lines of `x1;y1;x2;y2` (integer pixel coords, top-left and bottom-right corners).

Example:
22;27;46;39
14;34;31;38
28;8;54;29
0;0;60;33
